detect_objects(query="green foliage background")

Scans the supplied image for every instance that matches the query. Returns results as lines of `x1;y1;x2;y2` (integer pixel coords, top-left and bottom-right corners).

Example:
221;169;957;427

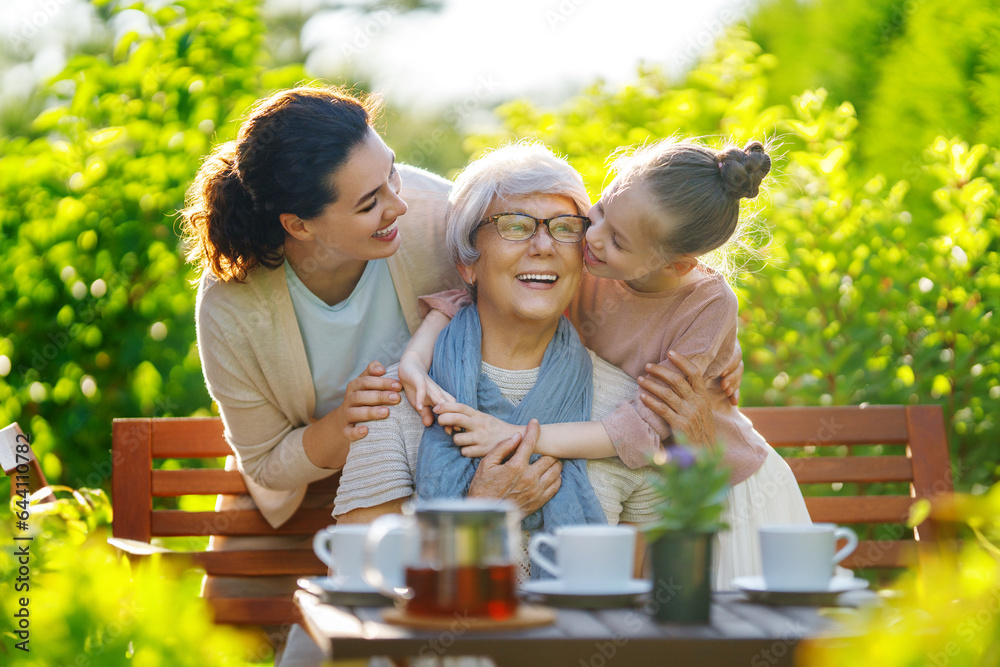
0;0;997;499
1;488;262;664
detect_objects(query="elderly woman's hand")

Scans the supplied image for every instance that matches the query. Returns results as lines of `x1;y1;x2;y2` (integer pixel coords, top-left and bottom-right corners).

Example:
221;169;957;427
433;402;522;458
468;420;562;517
637;351;717;447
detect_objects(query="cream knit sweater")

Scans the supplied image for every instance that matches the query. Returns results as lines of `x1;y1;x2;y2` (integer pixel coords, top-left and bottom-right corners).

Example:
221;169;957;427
195;165;463;527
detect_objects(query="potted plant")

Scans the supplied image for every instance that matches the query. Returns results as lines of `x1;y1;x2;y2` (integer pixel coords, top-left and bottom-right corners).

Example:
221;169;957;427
643;443;731;624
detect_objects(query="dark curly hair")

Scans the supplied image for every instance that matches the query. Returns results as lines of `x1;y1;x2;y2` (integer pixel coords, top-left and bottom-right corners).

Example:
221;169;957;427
181;86;379;282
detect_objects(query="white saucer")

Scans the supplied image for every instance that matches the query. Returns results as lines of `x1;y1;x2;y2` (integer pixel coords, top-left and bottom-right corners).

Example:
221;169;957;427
732;575;869;595
522;579;652;597
310;576;377;594
297;576;393;606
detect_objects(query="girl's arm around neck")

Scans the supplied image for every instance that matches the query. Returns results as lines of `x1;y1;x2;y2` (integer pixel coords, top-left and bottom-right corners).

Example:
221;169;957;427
398;310;455;426
436;405;619;460
533;421;619;459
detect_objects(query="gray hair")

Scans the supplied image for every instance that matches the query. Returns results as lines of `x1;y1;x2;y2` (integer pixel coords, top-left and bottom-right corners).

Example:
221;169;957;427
446;141;591;271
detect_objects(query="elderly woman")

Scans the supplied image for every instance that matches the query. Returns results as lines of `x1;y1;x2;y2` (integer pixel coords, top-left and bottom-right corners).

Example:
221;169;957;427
334;143;693;548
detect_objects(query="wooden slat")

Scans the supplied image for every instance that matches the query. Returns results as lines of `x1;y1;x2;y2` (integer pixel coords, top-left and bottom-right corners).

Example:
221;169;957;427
151;508;335;536
743;406;909;447
804;495;914;524
209;597;302;626
907;405;953;543
152;469;341;497
189;549;326;576
709;600;769;638
151;418;230;458
785;456;913;484
153;469;247;496
722;597;808;637
140;548;325;575
555;609;616;638
112;419;152;543
842;540;918;569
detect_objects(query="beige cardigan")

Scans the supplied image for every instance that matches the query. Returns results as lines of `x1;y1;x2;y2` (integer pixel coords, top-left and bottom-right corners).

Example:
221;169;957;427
195;165;460;527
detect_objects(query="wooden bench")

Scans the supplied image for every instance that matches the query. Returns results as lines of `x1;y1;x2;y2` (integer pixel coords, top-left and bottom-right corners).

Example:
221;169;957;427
744;404;952;570
109;404;952;626
109;418;337;626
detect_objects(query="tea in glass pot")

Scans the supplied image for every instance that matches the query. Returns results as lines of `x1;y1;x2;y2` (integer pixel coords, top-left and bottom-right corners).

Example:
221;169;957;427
364;498;520;619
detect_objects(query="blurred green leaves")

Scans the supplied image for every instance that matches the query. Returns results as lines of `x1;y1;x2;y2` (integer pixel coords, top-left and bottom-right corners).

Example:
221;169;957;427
802;482;1000;667
0;0;307;489
0;487;259;665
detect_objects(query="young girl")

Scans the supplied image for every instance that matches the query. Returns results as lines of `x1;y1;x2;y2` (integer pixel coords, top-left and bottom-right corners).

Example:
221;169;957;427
401;138;811;589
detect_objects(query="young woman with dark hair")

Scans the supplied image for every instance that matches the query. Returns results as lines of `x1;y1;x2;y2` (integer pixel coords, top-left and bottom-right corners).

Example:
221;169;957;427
181;86;559;529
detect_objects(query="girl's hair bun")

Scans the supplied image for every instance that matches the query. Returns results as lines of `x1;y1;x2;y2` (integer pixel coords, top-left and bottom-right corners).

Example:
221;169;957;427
718;140;771;199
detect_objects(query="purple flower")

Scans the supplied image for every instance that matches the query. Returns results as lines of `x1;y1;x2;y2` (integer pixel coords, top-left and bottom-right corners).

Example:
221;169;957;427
666;445;696;470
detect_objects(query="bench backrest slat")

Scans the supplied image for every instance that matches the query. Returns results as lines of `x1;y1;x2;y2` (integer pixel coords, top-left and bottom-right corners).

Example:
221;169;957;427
190;549;327;576
150;469;342;497
785;456;912;484
743;406;910;446
150;418;231;458
804;495;915;524
152;469;247;496
150;508;336;537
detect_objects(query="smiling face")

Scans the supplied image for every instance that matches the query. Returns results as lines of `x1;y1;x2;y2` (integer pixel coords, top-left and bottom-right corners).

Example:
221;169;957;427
458;193;584;330
583;180;673;282
297;128;407;261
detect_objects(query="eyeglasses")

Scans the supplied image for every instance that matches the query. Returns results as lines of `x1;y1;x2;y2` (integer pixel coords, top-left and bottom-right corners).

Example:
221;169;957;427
477;213;590;243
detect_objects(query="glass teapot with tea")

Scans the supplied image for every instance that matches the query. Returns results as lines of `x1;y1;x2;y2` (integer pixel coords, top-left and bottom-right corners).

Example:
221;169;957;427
364;498;521;619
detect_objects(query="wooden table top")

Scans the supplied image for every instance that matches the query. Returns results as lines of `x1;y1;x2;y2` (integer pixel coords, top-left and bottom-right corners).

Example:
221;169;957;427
295;589;870;666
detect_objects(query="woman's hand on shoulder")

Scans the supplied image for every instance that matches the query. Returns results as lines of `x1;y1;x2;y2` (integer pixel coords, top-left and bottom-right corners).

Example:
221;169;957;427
432;402;522;458
335;361;404;441
304;361;402;469
398;357;455;427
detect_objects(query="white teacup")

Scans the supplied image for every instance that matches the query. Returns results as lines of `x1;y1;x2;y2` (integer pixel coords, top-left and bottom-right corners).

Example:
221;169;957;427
314;524;413;591
528;525;636;593
759;523;858;592
313;524;371;590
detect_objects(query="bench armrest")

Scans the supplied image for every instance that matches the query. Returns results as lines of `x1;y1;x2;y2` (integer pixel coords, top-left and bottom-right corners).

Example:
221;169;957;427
107;537;177;555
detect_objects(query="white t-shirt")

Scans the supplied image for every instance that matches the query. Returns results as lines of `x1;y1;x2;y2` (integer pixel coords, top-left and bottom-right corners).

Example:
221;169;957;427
284;258;410;419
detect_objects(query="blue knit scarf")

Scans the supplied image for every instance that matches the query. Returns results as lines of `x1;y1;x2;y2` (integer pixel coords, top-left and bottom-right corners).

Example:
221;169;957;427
414;305;607;578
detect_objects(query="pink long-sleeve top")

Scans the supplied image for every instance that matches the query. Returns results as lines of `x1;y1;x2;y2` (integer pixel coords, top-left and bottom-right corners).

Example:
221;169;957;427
419;265;769;485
